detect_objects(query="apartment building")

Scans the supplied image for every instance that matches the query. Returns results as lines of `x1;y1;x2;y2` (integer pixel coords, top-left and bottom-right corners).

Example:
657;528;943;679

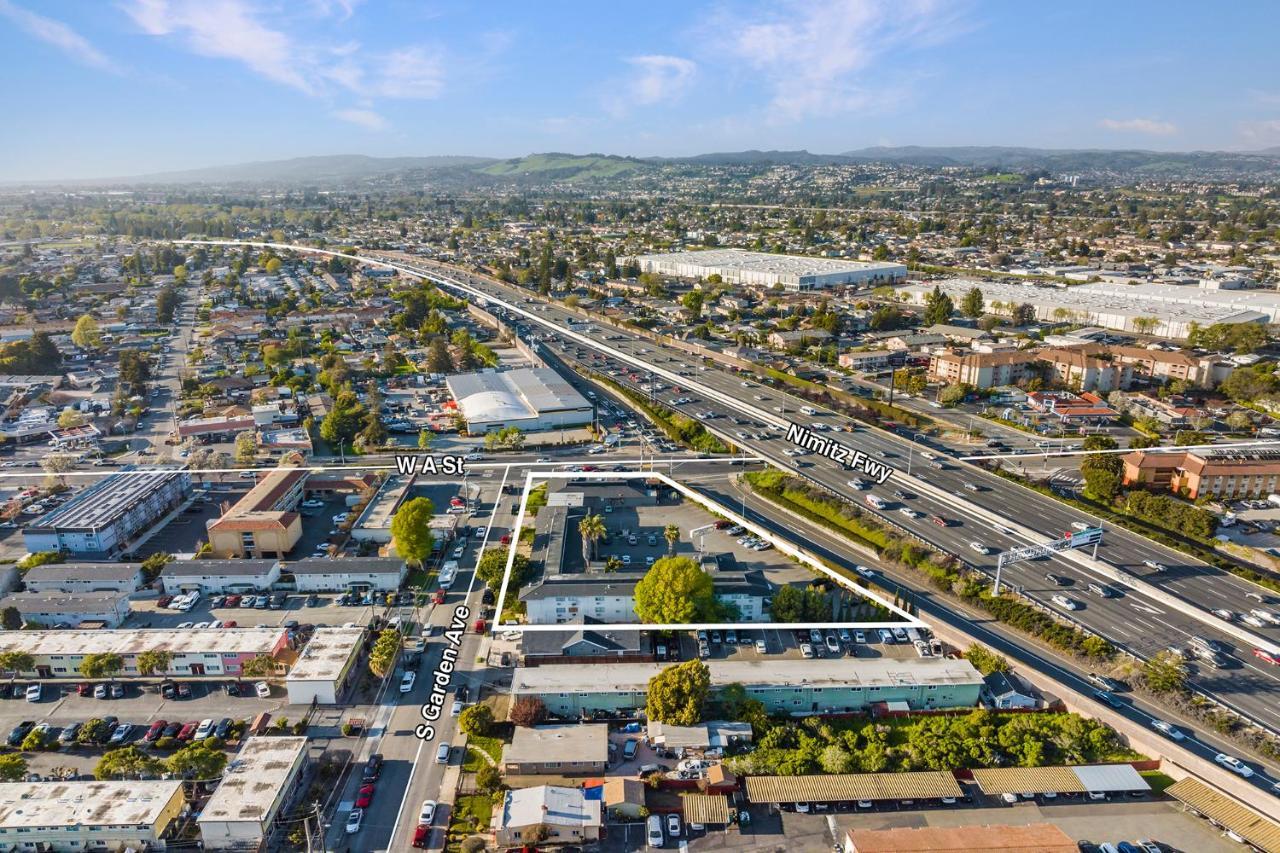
206;468;306;558
1123;448;1280;500
0;781;185;850
23;470;192;558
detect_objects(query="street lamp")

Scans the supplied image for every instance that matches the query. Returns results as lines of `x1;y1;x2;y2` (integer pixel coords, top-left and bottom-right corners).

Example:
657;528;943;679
907;431;927;476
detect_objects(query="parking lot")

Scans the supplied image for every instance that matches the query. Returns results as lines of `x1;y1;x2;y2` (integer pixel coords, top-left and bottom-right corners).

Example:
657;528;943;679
126;590;392;631
135;486;248;558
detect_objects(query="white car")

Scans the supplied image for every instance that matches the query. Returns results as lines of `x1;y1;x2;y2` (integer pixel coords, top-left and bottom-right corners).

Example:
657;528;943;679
463;452;483;462
194;719;215;740
345;809;364;834
899;508;922;519
853;565;875;580
24;684;40;702
1070;521;1090;531
1052;595;1080;611
419;799;437;824
254;681;271;699
1211;608;1235;621
968;541;991;555
1150;719;1184;741
846;479;867;490
301;499;324;509
451;699;463;716
400;671;417;693
1142;559;1168;572
1215;753;1254;777
332;513;349;524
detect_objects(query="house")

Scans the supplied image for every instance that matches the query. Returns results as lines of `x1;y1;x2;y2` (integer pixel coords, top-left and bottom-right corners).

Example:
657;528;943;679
767;329;832;350
493;785;602;847
983;671;1039;710
161;559;282;595
502;725;610;775
0;591;131;628
884;333;947;352
198;737;309;850
287;557;406;593
22;562;145;594
1025;391;1117;425
519;624;647;665
0;781;185;851
601;778;646;820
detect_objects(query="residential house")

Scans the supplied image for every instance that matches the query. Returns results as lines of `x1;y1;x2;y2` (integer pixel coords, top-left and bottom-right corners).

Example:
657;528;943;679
493;786;602;848
501;725;610;775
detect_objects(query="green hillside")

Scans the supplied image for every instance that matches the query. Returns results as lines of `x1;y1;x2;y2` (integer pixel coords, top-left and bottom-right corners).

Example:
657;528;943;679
477;153;642;181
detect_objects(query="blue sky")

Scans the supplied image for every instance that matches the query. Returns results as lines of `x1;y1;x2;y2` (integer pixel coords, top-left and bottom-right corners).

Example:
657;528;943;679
2;0;1278;181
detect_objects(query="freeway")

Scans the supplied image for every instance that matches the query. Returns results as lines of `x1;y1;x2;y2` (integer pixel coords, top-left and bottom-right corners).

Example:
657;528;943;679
177;242;1280;742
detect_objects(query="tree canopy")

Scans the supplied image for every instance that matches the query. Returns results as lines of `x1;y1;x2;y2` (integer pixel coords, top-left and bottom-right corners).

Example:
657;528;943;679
633;556;718;623
390;497;436;567
646;659;710;726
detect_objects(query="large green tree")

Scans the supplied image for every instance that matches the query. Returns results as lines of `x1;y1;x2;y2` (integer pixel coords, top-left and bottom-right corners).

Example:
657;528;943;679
94;746;163;780
646;660;710;726
0;753;26;782
390;497;436;567
770;585;829;622
961;287;984;319
633;556;717;623
922;285;954;326
78;653;123;680
166;740;228;780
475;548;532;591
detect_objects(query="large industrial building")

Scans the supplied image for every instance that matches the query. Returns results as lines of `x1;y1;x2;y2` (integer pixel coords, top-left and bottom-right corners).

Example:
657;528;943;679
512;657;983;717
447;368;593;433
898;278;1276;339
22;469;191;558
633;249;907;292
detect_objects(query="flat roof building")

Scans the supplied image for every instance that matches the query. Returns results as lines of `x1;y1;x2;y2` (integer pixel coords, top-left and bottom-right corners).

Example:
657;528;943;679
842;823;1077;853
0;628;289;680
23;469;191;558
198;736;309;850
446;368;593;433
161;558;282;594
502;724;610;775
285;626;365;705
22;561;145;594
0;780;185;851
286;557;406;593
513;658;982;717
0;590;131;629
634;249;906;292
1123;447;1280;500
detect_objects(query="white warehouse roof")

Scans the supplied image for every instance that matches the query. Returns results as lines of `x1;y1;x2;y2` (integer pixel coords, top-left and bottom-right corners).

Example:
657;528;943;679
446;368;591;427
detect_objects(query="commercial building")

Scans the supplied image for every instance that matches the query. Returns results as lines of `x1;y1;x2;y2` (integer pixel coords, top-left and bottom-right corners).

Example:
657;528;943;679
206;468;306;558
501;724;610;775
284;626;365;705
23;470;191;558
160;558;282;595
898;278;1275;339
287;557;406;593
198;737;309;850
0;628;289;679
493;785;602;848
446;368;593;434
0;780;185;851
177;414;255;442
1123;447;1280;500
0;590;132;628
633;249;907;292
22;562;144;594
512;658;983;717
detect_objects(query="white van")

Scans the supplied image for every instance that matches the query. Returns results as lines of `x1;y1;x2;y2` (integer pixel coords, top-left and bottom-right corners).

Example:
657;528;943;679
799;405;817;416
646;814;664;848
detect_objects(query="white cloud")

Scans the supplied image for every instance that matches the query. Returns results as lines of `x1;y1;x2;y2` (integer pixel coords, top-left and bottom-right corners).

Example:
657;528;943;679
627;55;697;105
121;0;446;103
1239;119;1280;146
713;0;970;120
332;108;387;130
1098;117;1178;136
0;0;120;72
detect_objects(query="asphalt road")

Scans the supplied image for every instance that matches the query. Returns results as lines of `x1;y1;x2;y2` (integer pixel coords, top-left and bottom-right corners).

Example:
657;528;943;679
362;251;1280;740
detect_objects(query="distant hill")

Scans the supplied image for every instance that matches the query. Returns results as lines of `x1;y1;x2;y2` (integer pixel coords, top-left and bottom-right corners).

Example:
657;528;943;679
839;145;1280;174
477;152;644;181
649;149;858;166
124;154;497;184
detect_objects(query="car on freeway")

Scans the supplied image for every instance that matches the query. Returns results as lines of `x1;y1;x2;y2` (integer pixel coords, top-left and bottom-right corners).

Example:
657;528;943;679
345;809;363;834
1092;690;1124;709
1087;672;1122;691
1214;753;1253;777
1045;573;1068;586
1052;595;1080;610
1142;559;1168;572
1211;608;1236;621
853;565;875;580
968;541;991;555
1253;648;1280;665
1150;719;1184;741
899;508;922;519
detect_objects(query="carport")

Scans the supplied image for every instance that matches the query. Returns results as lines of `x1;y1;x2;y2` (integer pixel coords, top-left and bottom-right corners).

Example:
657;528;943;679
1071;763;1149;795
1167;777;1280;852
682;793;732;827
744;771;961;805
971;767;1087;796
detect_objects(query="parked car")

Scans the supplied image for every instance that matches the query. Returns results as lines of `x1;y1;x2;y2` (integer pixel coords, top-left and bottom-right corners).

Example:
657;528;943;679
345;809;363;834
144;721;167;743
255;682;271;698
24;684;40;702
362;753;383;782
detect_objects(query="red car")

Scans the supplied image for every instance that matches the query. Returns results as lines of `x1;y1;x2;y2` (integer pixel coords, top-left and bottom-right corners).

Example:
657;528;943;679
224;595;241;607
930;515;950;527
499;534;511;545
144;720;167;743
412;825;430;849
355;783;375;808
176;722;197;741
221;620;238;628
76;683;92;696
1254;648;1280;665
157;595;173;608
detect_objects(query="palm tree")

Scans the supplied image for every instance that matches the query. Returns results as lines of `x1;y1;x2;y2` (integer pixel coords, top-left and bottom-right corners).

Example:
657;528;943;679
578;513;606;569
664;524;680;556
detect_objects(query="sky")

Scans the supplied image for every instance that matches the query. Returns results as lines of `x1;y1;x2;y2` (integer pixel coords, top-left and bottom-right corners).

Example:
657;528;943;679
2;0;1279;181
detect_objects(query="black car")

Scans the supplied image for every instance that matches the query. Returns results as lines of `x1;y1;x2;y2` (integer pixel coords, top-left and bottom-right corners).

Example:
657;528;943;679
162;721;183;739
160;682;177;700
225;682;243;697
7;720;34;746
1093;690;1125;709
176;683;192;699
481;588;495;605
214;718;233;740
362;753;383;782
456;685;469;702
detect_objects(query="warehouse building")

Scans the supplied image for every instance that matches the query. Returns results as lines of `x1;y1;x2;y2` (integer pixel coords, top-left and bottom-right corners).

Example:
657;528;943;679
633;249;907;292
898;278;1274;339
0;780;186;850
23;469;192;557
198;737;309;850
447;368;593;433
512;658;982;717
206;468;306;558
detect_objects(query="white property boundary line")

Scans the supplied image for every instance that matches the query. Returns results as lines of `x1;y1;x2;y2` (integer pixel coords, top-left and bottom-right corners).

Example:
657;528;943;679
491;469;927;634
